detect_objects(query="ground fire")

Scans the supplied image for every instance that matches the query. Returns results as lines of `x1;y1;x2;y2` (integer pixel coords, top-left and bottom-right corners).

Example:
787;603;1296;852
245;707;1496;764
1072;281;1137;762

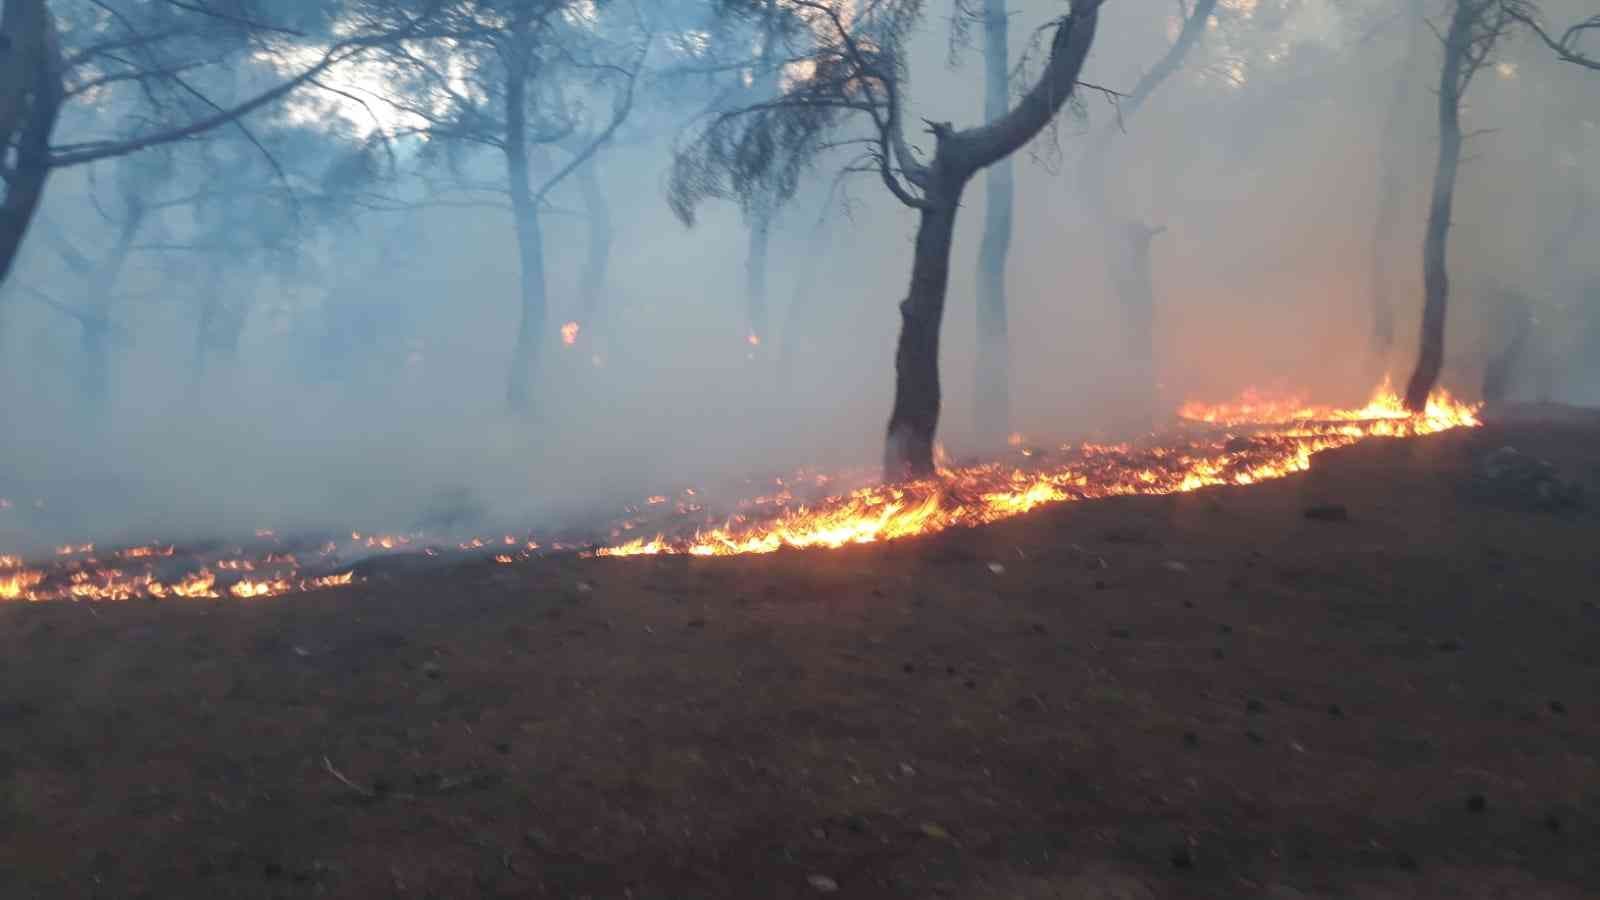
0;379;1478;602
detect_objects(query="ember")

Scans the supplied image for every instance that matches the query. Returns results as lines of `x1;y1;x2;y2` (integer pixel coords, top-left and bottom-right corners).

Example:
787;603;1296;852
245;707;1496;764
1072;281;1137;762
0;381;1478;601
598;379;1480;557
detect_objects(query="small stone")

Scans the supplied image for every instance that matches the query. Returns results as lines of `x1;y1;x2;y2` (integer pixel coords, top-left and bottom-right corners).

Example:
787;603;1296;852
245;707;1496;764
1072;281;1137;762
807;874;839;893
902;663;915;674
919;822;951;840
1246;699;1265;714
494;742;511;755
898;762;916;776
1327;704;1344;719
1395;850;1419;870
1212;649;1225;660
1094;580;1107;590
1466;793;1487;813
844;816;867;834
1436;638;1462;653
1245;730;1265;744
964;679;976;690
1544;812;1562;832
1549;700;1567;715
1108;627;1132;639
1029;622;1048;635
1169;844;1194;869
1183;731;1199;748
1218;624;1234;634
686;618;706;628
421;661;442;679
1163;561;1189;573
1303;504;1349;522
987;563;1006;575
1182;599;1195;608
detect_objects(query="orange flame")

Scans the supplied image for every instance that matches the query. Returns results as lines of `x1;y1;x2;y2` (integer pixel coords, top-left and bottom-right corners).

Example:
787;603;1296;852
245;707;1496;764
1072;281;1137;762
599;380;1480;558
561;321;580;346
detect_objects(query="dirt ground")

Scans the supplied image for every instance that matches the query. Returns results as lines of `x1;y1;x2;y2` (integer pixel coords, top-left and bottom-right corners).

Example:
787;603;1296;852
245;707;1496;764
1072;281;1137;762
1;409;1598;899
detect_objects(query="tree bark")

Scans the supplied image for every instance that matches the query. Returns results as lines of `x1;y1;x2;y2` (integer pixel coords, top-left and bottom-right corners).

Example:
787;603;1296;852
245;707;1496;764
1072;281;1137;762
882;2;1102;480
503;32;548;415
886;178;964;480
1368;0;1426;362
1404;2;1476;411
973;0;1013;447
0;0;62;290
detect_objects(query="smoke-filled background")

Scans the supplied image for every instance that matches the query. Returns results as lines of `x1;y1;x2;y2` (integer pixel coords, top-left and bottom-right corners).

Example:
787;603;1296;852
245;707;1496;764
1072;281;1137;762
1;0;1596;555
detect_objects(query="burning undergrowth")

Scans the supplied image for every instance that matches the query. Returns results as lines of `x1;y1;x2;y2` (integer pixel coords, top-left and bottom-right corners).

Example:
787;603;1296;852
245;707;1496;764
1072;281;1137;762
0;379;1480;601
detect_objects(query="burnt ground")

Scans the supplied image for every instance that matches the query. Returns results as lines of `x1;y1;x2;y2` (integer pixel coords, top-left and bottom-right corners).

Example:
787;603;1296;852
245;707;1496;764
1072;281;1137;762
2;410;1599;899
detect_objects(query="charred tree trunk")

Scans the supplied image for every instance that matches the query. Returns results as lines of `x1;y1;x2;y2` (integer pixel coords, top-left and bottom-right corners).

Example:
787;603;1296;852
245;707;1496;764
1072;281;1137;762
1077;0;1213;427
0;0;62;292
886;176;965;480
503;34;548;415
1404;1;1488;412
574;156;611;359
1111;222;1165;420
1368;0;1426;363
1481;296;1531;406
973;0;1013;447
882;3;1102;480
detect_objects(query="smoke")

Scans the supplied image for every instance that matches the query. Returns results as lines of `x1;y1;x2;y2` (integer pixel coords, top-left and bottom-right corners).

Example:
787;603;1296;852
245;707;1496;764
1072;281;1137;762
1;0;1596;557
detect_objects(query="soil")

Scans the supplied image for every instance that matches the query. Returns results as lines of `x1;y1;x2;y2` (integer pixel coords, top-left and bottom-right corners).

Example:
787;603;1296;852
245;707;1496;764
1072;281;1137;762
2;409;1598;899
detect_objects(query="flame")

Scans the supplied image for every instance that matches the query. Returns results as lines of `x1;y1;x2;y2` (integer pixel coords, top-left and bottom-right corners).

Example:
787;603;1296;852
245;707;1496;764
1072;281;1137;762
0;380;1479;601
747;333;761;347
561;321;580;346
600;380;1480;558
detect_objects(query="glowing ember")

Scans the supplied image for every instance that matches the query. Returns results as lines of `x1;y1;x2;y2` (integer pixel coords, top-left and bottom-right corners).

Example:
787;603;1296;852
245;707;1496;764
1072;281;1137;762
0;380;1479;601
598;380;1481;558
747;333;761;347
561;321;580;346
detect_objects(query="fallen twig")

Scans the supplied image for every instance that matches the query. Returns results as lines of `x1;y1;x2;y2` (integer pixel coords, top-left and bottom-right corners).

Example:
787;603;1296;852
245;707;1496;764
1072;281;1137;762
323;755;374;797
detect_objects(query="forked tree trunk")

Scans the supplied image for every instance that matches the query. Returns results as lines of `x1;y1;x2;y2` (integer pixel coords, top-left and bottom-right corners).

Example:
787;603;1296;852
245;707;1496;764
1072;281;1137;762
886;181;964;479
1404;2;1478;411
1368;0;1426;363
882;2;1102;480
972;0;1013;446
0;0;62;291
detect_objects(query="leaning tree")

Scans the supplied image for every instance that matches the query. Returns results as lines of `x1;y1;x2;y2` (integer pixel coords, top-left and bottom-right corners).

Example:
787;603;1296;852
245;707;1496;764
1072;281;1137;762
670;0;1108;480
1402;0;1597;411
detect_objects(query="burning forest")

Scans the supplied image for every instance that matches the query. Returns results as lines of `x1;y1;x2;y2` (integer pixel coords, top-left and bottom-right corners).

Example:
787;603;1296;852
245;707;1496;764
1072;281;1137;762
1;378;1480;601
0;0;1597;896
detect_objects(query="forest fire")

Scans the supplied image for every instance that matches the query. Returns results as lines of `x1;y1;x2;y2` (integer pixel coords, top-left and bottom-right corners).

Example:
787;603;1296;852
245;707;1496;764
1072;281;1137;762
0;381;1479;600
598;379;1480;557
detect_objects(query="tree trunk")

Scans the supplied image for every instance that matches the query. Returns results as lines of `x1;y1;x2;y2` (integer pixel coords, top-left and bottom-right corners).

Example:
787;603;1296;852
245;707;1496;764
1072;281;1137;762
192;257;228;381
575;156;611;359
881;1;1102;481
1111;223;1163;422
1403;3;1474;412
885;179;965;480
746;207;771;354
0;0;62;292
1368;0;1426;363
78;203;145;407
502;34;547;415
973;0;1013;447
